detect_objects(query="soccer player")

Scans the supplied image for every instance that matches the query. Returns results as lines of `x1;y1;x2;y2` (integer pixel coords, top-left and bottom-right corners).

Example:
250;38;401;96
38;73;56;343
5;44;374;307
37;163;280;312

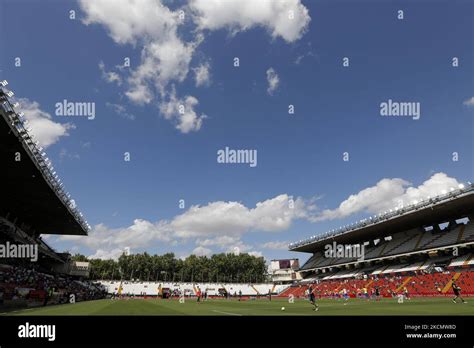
308;285;319;311
342;288;349;305
403;286;410;300
196;287;201;303
452;281;467;304
374;286;381;302
362;287;368;300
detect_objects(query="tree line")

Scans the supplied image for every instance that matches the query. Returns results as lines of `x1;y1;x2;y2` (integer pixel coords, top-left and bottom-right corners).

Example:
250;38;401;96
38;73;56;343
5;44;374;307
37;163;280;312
72;252;268;283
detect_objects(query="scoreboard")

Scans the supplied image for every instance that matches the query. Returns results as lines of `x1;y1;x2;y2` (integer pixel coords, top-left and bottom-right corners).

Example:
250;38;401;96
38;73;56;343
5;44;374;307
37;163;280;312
271;259;299;271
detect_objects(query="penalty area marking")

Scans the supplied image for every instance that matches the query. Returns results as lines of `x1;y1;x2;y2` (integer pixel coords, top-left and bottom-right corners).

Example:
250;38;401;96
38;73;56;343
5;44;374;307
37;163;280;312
212;310;243;316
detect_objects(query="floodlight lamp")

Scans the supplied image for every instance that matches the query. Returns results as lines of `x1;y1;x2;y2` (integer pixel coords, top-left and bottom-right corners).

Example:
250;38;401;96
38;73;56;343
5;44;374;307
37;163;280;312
0;80;8;87
458;184;464;189
6;91;14;98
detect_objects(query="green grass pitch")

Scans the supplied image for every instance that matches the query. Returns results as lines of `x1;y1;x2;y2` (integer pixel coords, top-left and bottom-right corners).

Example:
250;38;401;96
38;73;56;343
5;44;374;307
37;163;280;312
4;297;474;316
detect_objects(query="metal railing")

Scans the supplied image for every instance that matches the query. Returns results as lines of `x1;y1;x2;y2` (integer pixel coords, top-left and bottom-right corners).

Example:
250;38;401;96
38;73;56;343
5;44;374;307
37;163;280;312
289;182;474;250
0;81;90;234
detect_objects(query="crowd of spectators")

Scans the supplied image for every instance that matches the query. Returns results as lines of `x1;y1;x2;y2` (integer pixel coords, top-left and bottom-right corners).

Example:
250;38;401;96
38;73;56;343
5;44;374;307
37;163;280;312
0;264;106;310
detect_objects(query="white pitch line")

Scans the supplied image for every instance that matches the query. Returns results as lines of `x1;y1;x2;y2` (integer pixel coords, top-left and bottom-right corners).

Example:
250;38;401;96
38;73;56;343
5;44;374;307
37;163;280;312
212;310;243;316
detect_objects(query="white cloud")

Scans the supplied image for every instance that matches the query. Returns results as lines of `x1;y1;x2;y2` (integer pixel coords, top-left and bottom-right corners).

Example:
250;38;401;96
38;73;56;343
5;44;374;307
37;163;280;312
54;194;309;259
248;251;263;258
294;55;305;65
312;172;462;222
463;96;474;107
196;235;240;248
189;0;311;43
266;67;279;95
17;98;74;148
50;173;466;259
261;241;289;250
59;148;80;161
192;246;212;256
159;88;207;133
106;102;135;120
79;0;178;46
171;194;308;238
79;0;198;94
79;0;310;133
88;248;126;260
98;61;122;85
294;44;317;65
194;235;263;257
79;0;205;131
59;219;173;251
125;36;199;102
193;62;211;87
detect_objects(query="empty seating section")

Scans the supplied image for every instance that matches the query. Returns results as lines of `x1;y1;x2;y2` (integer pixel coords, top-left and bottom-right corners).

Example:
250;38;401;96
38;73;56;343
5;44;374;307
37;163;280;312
384;229;420;256
363;242;387;259
322;269;362;279
449;254;473;267
300;253;320;270
416;231;439;249
273;284;290;294
100;281;279;296
253;283;283;295
224;284;256;295
423;226;462;249
463;224;474;241
300;223;474;270
383;232;415;256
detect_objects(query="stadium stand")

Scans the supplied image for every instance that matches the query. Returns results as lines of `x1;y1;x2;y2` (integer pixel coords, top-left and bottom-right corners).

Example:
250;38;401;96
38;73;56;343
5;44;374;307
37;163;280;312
0;264;105;310
448;254;473;268
284;183;474;299
100;281;287;297
279;270;474;298
0;82;104;312
297;221;474;271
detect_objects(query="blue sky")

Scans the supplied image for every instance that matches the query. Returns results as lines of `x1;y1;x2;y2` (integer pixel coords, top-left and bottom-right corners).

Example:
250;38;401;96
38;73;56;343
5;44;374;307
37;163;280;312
1;0;473;263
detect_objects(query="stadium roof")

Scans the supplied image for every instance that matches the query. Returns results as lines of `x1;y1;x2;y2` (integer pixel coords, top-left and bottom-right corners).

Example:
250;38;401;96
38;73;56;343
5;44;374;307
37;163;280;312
290;184;474;253
0;82;89;235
